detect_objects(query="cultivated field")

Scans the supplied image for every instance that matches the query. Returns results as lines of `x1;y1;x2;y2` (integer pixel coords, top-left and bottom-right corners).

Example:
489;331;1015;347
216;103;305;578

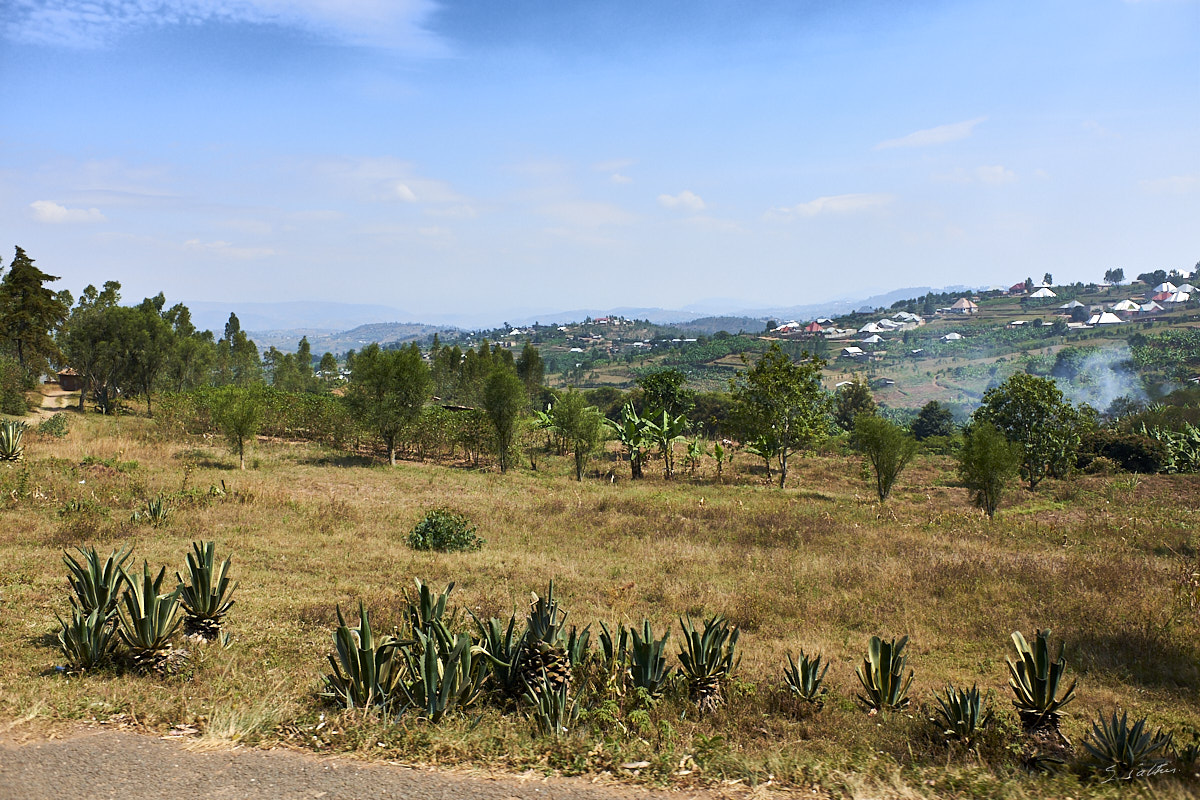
1;410;1198;798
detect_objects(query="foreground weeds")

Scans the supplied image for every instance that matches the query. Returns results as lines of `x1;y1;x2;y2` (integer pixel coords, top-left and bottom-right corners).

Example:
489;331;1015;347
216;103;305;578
1;412;1198;798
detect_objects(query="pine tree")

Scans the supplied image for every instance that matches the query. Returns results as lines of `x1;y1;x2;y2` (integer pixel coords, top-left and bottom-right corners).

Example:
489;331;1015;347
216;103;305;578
0;247;69;377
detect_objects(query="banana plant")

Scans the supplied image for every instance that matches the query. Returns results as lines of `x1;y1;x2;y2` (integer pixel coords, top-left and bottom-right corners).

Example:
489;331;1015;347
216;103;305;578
643;409;689;479
605;403;651;479
1007;629;1076;731
855;635;914;711
684;438;708;477
175;541;237;640
64;545;131;620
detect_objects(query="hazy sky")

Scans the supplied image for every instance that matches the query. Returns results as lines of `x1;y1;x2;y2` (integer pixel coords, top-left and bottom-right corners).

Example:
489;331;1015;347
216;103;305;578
2;0;1197;321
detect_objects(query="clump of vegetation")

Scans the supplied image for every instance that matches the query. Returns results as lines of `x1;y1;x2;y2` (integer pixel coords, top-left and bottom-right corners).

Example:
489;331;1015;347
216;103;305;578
677;613;739;712
407;508;484;552
932;684;993;747
176;541;237;640
1082;710;1172;778
0;419;26;461
129;495;171;527
856;635;913;712
852;414;918;503
782;649;828;706
117;561;185;674
958;423;1020;518
37;412;69;438
1007;629;1077;735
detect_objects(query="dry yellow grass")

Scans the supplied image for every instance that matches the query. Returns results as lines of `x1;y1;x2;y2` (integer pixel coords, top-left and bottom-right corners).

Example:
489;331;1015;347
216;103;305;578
1;410;1197;798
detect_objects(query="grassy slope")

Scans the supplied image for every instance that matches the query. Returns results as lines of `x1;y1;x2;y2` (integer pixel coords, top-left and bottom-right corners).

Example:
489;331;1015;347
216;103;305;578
1;412;1198;798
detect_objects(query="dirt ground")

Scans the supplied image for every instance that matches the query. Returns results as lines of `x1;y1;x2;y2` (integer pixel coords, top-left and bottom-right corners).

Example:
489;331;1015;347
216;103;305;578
0;726;760;800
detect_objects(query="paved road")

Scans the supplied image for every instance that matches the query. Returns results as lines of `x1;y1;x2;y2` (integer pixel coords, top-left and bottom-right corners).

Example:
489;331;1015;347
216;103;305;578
0;730;737;800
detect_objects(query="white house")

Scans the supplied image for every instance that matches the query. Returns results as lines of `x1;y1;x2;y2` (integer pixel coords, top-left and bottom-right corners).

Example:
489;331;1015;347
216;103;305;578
1153;282;1178;293
841;346;866;358
858;322;883;333
1059;300;1085;309
1029;287;1057;299
1139;301;1165;314
941;332;964;341
860;334;885;344
1164;291;1191;303
1110;300;1140;312
1087;312;1123;325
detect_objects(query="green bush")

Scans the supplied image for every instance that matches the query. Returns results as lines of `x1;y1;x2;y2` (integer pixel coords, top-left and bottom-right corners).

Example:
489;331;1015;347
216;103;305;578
0;356;28;416
37;412;69;438
407;508;484;552
1079;429;1168;474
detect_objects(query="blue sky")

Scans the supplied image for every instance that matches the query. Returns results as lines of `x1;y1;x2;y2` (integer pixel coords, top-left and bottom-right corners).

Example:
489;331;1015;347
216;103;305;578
1;0;1197;325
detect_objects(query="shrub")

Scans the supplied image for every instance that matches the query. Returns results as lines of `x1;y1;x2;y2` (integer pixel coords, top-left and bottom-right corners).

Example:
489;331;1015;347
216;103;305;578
852;414;918;503
1079;429;1168;474
0;356;27;416
407;508;484;552
958;423;1020;518
37;412;69;438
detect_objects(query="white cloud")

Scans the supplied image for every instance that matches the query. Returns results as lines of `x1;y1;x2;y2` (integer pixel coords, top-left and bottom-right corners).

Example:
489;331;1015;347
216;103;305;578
1139;175;1198;195
771;193;894;218
184;239;275;259
875;117;987;150
30;200;106;223
610;173;633;185
658;190;706;211
4;0;446;52
392;182;418;202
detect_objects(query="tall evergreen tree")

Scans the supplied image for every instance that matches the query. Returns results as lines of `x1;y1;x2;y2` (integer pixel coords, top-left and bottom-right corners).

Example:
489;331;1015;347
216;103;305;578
0;246;70;377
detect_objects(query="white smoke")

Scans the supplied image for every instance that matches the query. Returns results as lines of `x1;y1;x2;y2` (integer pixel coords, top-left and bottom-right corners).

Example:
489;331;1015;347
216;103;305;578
1054;346;1147;414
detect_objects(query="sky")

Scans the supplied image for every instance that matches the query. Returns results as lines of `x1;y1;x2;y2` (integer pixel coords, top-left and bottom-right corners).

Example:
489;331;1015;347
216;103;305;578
1;0;1198;326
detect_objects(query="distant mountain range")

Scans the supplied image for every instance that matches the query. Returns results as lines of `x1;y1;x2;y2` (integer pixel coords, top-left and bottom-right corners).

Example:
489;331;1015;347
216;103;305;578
185;285;957;353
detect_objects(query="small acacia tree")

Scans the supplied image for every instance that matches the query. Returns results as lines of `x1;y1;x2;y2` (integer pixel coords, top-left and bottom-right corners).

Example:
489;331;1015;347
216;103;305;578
212;385;262;470
730;343;832;488
958;423;1020;518
852;414;918;503
483;366;526;473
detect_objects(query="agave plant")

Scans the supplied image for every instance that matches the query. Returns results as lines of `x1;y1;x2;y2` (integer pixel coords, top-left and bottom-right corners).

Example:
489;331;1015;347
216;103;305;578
566;624;592;667
175;541;237;640
322;601;402;710
118;561;184;673
523;671;580;739
855;635;913;712
627;619;672;698
0;419;26;461
57;608;118;672
677;614;740;712
783;650;828;705
64;545;130;620
471;610;525;699
130;495;171;527
932;684;993;746
1082;710;1172;777
1007;629;1076;733
516;581;572;700
395;628;487;722
402;578;460;644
